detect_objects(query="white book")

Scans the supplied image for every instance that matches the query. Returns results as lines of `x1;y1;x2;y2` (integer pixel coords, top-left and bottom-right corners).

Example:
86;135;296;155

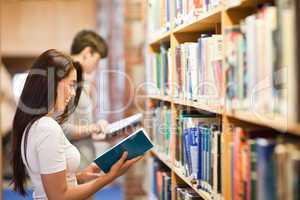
105;113;143;136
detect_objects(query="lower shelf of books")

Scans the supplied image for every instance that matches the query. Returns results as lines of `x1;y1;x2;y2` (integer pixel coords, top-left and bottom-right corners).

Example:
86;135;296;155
151;149;212;200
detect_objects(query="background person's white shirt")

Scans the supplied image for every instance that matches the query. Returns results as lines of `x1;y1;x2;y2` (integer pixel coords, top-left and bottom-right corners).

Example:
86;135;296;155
21;116;80;199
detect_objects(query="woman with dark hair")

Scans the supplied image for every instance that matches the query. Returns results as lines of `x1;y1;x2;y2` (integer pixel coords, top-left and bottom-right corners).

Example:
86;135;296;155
11;49;141;199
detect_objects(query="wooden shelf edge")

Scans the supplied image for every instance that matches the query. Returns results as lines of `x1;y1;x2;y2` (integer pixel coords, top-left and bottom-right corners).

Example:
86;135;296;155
147;95;300;134
149;31;171;46
225;110;300;135
225;0;274;10
150;150;212;200
147;95;222;114
173;98;223;114
147;94;172;102
173;6;222;33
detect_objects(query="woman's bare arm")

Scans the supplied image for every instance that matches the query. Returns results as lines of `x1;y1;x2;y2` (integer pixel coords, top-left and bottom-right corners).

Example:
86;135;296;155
41;152;142;200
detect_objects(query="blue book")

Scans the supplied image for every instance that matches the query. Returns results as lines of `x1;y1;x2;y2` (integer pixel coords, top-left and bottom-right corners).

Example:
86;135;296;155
183;128;192;176
190;127;199;179
197;127;203;187
94;128;154;173
256;138;276;200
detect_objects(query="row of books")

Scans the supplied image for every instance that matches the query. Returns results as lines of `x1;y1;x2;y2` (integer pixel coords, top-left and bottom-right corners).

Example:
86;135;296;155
174;35;223;106
225;2;300;122
148;0;222;34
152;106;173;159
224;6;278;115
222;127;300;200
152;159;171;200
148;34;223;105
148;0;171;36
174;0;221;27
152;107;222;197
175;111;221;198
149;43;172;96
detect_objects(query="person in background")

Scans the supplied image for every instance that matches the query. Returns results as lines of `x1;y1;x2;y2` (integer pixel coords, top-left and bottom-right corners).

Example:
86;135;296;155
62;30;110;170
11;49;142;199
0;61;16;179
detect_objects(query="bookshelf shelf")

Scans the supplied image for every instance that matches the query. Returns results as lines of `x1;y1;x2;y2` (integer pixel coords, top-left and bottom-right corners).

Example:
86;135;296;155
173;7;222;33
148;97;300;135
151;150;212;200
147;94;172;102
149;31;171;46
225;111;300;135
226;0;274;10
172;98;222;114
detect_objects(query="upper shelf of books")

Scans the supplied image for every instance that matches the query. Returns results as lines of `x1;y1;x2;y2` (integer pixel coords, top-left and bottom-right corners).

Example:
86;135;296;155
148;0;276;46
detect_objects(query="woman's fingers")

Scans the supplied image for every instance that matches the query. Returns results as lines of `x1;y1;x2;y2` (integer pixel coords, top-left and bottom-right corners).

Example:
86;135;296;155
122;156;143;169
115;151;128;166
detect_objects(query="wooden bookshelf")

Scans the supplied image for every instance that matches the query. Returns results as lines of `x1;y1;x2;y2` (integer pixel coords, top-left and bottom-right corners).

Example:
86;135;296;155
146;1;300;200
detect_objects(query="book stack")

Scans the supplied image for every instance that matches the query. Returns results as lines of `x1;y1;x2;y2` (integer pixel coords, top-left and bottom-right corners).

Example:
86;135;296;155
176;187;203;200
174;111;221;197
149;43;172;96
153;106;173;159
148;0;171;36
174;0;221;27
221;127;300;200
224;3;300;122
152;159;172;200
174;35;223;106
224;6;277;114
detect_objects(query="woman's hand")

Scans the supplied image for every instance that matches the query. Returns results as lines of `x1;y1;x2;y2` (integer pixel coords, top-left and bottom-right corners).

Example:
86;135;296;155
76;163;101;183
91;132;106;141
76;171;101;184
96;120;109;134
108;152;143;179
90;120;109;141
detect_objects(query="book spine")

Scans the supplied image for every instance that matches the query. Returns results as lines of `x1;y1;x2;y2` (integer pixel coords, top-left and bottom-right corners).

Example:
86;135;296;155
256;139;276;200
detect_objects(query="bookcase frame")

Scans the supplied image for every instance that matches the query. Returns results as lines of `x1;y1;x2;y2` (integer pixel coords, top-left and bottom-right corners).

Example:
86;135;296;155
146;0;299;200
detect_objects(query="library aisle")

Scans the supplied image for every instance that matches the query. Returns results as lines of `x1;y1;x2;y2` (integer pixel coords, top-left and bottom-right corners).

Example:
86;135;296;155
1;0;300;200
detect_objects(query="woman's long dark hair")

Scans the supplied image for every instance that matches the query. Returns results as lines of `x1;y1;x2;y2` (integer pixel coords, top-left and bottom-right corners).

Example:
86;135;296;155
11;49;83;195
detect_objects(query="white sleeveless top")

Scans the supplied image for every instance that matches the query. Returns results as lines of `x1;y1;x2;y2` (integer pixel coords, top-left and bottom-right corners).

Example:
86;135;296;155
21;116;81;199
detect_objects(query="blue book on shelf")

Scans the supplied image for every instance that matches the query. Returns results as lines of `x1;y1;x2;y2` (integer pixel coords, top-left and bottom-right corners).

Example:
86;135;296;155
183;128;192;176
207;128;212;193
197;127;203;186
94;128;154;173
190;127;199;179
256;138;276;200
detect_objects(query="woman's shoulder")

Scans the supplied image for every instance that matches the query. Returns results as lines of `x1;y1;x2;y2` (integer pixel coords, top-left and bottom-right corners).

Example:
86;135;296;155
35;116;61;128
31;116;63;137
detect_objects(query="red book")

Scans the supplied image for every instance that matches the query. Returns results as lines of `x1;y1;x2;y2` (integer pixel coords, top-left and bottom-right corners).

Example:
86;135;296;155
233;127;248;200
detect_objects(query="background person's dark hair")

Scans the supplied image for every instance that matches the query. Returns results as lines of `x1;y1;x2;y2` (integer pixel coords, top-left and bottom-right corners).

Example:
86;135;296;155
11;49;83;196
71;30;108;58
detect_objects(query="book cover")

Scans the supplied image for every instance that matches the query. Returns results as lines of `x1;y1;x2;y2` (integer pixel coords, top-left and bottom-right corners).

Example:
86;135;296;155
94;128;154;173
